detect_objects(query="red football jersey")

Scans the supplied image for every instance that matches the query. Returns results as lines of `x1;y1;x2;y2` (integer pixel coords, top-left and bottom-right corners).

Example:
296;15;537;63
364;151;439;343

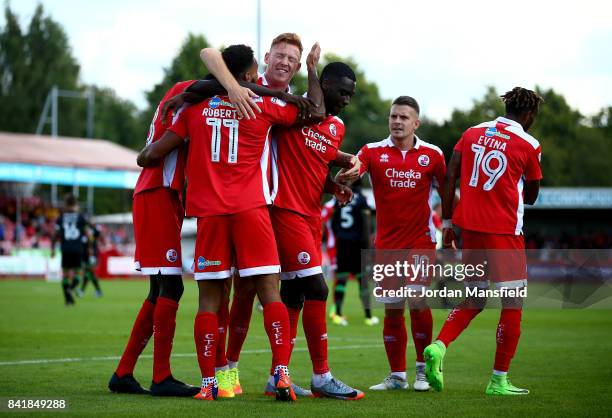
134;80;195;196
452;116;543;235
273;116;345;217
358;136;446;249
321;199;336;251
169;95;298;217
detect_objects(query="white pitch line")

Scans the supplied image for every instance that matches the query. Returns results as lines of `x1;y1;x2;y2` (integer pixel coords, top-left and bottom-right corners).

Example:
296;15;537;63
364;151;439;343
0;344;382;367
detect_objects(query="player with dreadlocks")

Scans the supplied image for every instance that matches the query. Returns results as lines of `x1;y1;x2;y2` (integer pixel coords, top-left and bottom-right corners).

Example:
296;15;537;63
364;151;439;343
424;87;544;395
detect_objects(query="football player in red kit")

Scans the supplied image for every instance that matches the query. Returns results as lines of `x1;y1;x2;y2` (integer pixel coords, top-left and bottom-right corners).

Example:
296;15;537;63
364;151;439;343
424;87;544;396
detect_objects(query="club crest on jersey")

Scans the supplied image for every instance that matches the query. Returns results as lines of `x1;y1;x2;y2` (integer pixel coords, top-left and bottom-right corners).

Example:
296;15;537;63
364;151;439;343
166;249;178;263
297;252;311;265
329;123;337;137
271;97;287;107
197;256;221;270
418;155;430;167
209;97;221;109
380;153;389;163
485;127;496;137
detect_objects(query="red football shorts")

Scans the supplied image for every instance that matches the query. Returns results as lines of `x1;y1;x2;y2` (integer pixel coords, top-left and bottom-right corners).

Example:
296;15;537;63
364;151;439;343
193;206;280;280
373;238;436;304
461;229;527;288
270;206;322;280
133;187;183;275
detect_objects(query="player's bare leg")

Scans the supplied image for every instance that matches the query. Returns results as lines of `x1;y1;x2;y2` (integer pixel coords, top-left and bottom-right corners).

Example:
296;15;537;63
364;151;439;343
370;302;409;390
253;273;295;402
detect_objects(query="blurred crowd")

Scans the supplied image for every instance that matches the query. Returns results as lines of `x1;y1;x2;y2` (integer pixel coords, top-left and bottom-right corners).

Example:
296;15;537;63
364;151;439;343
525;231;611;250
0;196;133;255
0;196;609;256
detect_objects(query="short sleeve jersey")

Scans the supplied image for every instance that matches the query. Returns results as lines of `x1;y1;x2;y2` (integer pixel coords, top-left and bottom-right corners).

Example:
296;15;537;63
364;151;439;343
273;116;346;217
55;211;88;253
452;116;543;235
358;136;446;249
134;80;196;196
169;95;298;217
331;189;370;242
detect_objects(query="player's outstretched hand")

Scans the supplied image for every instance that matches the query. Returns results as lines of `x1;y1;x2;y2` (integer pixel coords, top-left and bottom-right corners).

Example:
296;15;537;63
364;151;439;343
335;183;354;207
228;86;261;120
336;159;361;184
306;42;321;71
161;93;186;126
442;227;456;249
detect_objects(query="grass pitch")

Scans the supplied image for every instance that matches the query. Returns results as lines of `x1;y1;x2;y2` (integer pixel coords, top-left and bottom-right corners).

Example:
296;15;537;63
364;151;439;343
1;278;611;417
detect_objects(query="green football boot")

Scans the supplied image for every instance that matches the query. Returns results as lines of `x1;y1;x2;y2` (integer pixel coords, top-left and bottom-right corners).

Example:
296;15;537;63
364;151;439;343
423;341;446;392
485;374;529;395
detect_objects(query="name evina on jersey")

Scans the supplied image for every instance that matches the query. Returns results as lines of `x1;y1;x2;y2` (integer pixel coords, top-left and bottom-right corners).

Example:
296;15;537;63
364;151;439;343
169;95;298;217
452;116;543;235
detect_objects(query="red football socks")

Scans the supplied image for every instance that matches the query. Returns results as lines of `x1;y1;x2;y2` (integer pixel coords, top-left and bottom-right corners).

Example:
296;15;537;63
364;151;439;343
493;308;522;372
302;300;329;374
194;312;218;379
287;307;301;362
226;292;254;363
263;301;291;368
116;299;155;377
152;297;179;383
216;298;229;368
383;315;407;372
436;307;482;348
409;308;433;362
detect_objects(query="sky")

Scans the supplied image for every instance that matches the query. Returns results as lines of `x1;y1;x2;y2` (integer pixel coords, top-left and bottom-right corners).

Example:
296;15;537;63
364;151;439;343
4;0;612;121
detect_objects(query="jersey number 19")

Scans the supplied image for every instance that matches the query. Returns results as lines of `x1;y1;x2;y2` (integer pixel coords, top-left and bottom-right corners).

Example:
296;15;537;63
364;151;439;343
469;144;507;191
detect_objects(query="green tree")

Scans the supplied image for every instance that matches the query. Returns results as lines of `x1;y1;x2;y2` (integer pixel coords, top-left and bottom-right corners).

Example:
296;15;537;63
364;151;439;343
90;86;143;150
0;4;80;134
139;33;211;135
289;53;391;155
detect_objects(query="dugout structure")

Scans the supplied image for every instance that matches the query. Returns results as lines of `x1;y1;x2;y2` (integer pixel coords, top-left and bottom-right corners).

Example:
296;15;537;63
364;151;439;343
0;131;140;277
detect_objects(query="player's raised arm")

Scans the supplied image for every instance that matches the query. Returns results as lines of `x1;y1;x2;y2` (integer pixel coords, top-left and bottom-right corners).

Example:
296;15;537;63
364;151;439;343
161;80;225;123
441;150;461;248
200;47;260;119
137;130;184;167
304;42;326;121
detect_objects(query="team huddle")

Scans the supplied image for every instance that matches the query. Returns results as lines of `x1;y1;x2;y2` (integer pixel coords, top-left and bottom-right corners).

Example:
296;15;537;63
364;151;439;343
105;32;544;401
